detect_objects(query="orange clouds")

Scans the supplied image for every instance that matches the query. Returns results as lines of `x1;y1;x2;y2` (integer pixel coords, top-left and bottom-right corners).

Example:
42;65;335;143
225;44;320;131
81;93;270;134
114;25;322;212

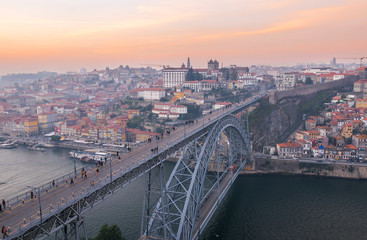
0;0;366;74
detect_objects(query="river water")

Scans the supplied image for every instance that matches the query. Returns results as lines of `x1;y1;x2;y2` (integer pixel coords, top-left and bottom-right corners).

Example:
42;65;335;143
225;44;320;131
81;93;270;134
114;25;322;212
1;147;367;240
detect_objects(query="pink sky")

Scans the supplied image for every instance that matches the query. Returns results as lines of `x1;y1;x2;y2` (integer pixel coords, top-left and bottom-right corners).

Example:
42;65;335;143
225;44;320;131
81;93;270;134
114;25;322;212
0;0;366;75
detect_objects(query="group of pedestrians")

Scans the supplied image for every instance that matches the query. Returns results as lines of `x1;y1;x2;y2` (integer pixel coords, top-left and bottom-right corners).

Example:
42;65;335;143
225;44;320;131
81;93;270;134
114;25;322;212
151;147;159;154
81;168;87;178
1;200;8;238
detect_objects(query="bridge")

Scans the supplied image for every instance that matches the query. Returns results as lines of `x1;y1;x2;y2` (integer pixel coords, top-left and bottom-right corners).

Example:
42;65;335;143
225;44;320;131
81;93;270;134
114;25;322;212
0;91;267;240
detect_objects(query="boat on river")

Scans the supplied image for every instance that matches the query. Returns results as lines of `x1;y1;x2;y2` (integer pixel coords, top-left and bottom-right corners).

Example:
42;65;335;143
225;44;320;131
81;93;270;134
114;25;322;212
28;143;46;152
0;140;18;149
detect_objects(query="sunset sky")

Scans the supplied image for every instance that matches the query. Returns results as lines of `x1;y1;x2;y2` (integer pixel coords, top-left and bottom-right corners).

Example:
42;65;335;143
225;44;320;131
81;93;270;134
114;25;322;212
0;0;366;75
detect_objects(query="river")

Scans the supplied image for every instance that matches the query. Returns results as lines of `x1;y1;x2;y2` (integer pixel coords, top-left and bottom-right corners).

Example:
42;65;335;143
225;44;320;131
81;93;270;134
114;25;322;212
1;147;367;239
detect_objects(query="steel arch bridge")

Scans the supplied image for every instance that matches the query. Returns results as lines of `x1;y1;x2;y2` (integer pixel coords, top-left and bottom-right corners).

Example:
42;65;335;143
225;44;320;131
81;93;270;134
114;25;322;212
141;114;251;240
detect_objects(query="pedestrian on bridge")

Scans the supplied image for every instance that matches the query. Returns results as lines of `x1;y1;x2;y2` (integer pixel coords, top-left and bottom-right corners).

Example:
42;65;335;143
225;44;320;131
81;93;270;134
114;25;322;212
0;204;2;213
2;199;5;210
2;226;8;238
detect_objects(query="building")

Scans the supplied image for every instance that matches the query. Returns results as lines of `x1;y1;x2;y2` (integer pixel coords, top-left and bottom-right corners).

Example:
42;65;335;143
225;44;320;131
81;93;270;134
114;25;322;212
130;88;166;100
182;80;219;92
358;67;367;79
341;123;353;138
213;102;232;110
208;59;219;71
152;103;187;119
38;112;58;133
305;119;316;131
277;141;303;158
353;79;367;93
275;72;298;91
356;98;367;108
162;67;188;88
127;110;140;120
126;128;158;142
24;118;39;136
316;126;331;137
352;120;365;132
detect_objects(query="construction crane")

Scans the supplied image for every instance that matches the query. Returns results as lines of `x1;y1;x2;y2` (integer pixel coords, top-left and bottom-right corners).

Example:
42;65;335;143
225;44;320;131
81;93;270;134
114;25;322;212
140;64;170;69
339;57;367;68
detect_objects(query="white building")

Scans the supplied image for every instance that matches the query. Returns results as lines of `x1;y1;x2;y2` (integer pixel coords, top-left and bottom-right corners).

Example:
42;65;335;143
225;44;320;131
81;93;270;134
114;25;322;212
163;68;188;88
170;105;188;114
153;103;187;118
275;72;298;91
300;67;336;75
130;88;166;100
213;102;232;109
182;80;219;92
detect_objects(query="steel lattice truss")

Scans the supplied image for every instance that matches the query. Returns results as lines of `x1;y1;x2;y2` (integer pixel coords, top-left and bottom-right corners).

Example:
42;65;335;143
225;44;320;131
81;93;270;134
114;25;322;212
143;114;251;240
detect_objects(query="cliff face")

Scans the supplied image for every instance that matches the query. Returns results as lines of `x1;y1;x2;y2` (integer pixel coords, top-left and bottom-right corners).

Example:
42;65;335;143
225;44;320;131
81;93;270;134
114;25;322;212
250;90;337;151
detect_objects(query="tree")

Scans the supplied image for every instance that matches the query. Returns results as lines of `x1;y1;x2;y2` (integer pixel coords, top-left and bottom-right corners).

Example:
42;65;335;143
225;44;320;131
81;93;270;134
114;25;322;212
305;77;313;85
160;97;169;102
185;68;194;81
127;115;142;129
90;224;125;240
156;127;164;133
230;70;238;80
51;135;61;141
185;68;203;81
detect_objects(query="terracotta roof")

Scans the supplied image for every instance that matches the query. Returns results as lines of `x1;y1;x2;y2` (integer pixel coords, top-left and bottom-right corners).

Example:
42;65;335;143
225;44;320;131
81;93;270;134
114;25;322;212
130;88;165;93
277;142;302;148
345;144;357;150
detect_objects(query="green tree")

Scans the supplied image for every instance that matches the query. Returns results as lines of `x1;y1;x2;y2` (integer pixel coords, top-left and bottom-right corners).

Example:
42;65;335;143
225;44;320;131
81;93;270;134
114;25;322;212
127;115;142;129
185;68;194;81
51;135;61;141
90;224;125;240
305;77;313;85
178;103;202;120
230;70;238;80
160;97;169;102
156;127;164;133
185;68;203;81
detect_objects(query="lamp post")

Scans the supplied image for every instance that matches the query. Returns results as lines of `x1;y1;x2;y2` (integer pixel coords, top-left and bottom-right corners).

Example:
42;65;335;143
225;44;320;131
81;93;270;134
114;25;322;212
31;186;43;223
109;153;113;183
73;150;77;176
184;122;186;139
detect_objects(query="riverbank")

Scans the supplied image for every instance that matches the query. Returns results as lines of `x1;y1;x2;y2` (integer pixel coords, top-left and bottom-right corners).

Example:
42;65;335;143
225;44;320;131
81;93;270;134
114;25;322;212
247;156;367;180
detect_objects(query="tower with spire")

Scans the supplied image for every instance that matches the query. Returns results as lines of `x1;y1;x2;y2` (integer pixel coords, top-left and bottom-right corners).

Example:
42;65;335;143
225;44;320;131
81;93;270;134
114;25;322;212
187;57;191;68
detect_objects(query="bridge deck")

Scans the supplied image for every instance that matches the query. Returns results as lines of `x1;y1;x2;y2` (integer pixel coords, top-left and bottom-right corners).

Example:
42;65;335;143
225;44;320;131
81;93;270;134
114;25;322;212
0;93;264;239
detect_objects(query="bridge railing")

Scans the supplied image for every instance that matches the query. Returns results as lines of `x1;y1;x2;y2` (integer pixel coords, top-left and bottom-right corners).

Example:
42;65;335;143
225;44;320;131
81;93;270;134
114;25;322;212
5;166;85;210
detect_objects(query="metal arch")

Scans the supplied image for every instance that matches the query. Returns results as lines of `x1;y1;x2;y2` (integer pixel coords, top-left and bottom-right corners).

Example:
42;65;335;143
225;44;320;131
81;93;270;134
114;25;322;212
146;114;250;240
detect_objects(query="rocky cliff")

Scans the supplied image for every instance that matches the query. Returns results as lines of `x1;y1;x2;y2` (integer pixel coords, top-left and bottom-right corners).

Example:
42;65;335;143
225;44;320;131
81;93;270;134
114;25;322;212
250;89;338;151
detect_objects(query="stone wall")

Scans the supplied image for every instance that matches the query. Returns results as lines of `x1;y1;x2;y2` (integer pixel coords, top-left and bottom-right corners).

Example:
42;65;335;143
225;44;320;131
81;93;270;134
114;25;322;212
269;76;359;104
253;156;367;179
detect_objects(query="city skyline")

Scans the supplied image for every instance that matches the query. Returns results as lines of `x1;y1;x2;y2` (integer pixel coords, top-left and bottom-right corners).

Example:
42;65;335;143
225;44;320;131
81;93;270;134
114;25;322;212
0;0;366;75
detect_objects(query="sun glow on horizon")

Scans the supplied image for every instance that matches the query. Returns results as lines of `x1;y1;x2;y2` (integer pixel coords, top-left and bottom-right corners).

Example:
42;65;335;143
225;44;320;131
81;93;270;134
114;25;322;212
0;0;366;74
